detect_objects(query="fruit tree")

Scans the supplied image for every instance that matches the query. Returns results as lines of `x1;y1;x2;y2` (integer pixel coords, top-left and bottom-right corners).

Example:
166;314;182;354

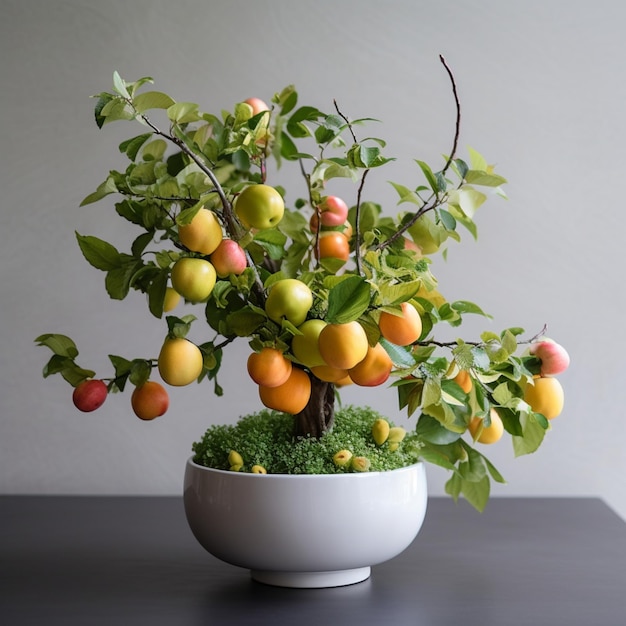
35;57;569;509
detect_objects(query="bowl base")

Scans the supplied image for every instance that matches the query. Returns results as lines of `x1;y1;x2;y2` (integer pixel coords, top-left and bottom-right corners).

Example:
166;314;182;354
251;566;371;588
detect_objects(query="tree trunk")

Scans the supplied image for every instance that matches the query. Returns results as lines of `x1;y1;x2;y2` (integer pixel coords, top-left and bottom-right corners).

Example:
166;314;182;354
295;373;335;438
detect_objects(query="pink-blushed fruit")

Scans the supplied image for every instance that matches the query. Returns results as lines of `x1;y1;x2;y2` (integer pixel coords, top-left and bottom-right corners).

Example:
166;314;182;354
243;97;269;115
72;379;108;412
529;340;570;376
313;196;349;228
210;239;247;278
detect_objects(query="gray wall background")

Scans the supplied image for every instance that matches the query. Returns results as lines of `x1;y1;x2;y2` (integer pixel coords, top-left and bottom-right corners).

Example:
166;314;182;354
2;0;625;521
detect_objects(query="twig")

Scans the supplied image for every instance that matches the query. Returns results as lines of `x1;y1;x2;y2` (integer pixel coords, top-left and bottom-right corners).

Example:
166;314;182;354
333;99;369;276
376;54;462;251
354;169;370;275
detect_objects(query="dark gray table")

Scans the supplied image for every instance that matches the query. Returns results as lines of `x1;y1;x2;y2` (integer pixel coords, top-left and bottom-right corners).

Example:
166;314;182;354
1;496;625;625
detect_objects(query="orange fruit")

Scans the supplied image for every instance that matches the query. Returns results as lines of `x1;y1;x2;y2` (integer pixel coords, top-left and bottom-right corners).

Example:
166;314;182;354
348;342;393;387
316;232;350;262
310;364;350;383
258;366;312;414
524;376;564;420
247;347;292;388
454;369;472;394
318;321;369;370
131;381;169;421
468;408;504;444
378;301;423;346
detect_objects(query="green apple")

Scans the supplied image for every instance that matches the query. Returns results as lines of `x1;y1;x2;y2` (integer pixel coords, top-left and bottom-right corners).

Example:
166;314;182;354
265;279;312;327
291;319;327;367
171;257;216;302
235;184;284;230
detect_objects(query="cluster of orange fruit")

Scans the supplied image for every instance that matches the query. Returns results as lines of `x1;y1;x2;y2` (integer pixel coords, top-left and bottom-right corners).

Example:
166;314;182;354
247;300;423;415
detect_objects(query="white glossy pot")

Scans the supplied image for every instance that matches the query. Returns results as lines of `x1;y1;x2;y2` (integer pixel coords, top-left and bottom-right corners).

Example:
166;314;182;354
183;458;428;588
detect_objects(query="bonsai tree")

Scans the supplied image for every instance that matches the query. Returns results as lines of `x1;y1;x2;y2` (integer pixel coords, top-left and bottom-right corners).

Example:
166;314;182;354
36;57;569;510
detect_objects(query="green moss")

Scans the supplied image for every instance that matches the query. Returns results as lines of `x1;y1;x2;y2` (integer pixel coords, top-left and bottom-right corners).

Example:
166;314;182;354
191;405;422;474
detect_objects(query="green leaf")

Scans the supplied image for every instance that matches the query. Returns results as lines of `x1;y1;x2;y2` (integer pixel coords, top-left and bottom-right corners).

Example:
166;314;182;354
388;181;423;207
483;455;506;484
451;300;492;318
378;281;421;306
226;307;267;337
133;91;176;113
75;233;121;271
129;359;152;387
416;160;441;193
166;314;196;339
253;229;288;261
286;106;321;138
35;333;79;358
468;147;487;170
325;275;371;324
109;354;132;377
232;149;251;172
416;413;462;445
105;258;143;300
118;133;152;160
465;170;508;187
439;208;456;230
460;474;490;512
445;473;462;500
147;269;169;318
142;139;167;161
80;176;118;206
167;102;201;124
112;71;130;99
379;337;415;367
512;411;547;456
279;131;299;160
458;445;487;482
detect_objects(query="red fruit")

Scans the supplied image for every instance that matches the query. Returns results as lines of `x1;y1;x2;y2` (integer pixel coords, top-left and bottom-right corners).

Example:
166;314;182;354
72;379;108;412
529;340;570;376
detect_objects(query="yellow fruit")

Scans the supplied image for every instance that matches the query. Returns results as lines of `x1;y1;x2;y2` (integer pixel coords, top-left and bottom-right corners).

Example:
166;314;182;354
372;418;391;446
163;287;181;312
157;337;204;386
388;426;406;443
178;208;223;255
251;464;267;474
228;450;244;466
524;376;564;420
468;408;504;444
171;257;216;303
351;456;371;472
333;449;353;467
318;321;369;370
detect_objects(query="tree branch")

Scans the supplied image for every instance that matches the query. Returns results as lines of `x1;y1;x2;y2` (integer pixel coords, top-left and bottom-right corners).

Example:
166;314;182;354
376;54;462;252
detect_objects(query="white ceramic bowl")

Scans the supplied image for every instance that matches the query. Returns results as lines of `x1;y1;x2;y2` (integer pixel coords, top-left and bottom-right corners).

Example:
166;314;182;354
183;458;428;588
